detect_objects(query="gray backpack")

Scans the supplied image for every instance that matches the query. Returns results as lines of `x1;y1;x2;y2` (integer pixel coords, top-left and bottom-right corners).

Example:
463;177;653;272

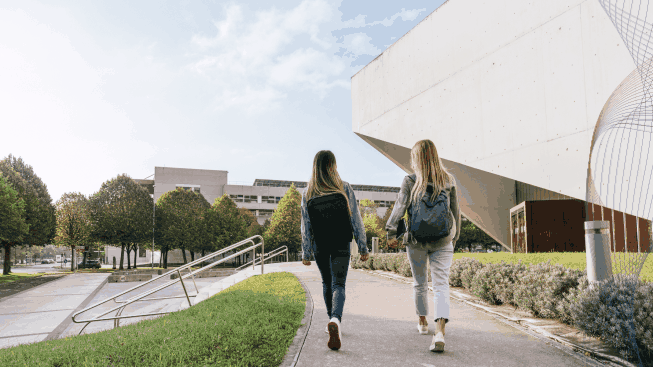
407;175;452;243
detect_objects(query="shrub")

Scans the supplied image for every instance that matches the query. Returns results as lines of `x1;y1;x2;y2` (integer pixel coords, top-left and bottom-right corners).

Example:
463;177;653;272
350;254;362;268
470;263;503;304
449;257;483;289
449;257;482;288
489;261;528;306
566;276;653;361
557;275;590;325
512;261;584;318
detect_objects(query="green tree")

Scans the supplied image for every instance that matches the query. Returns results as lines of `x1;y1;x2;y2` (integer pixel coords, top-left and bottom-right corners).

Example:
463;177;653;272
207;194;247;264
89;174;153;270
359;199;388;250
358;199;379;217
0;175;29;274
55;193;92;271
156;188;210;268
264;184;302;255
239;208;264;238
0;155;55;275
455;216;499;252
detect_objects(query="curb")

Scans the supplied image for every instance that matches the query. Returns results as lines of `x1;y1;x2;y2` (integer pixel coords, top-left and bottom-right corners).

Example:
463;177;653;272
45;274;110;341
280;275;313;367
357;268;635;367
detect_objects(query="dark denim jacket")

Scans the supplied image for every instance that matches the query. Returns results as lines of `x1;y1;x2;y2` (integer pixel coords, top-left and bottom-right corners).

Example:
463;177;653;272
385;174;461;249
301;182;368;261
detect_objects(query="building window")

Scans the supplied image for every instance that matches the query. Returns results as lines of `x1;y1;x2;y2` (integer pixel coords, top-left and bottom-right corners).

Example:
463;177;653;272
276;197;282;203
258;209;274;216
230;195;244;202
262;196;276;204
243;195;258;203
176;184;200;193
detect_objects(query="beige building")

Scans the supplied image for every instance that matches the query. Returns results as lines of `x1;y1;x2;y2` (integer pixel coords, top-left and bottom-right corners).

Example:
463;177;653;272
106;167;400;265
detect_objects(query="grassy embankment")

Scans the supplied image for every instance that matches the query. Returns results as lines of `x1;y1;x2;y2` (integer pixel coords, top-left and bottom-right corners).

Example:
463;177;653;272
0;272;305;367
0;273;42;284
453;252;653;282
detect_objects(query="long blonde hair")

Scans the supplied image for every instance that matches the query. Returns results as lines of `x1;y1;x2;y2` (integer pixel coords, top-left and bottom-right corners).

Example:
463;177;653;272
410;139;453;205
306;150;351;214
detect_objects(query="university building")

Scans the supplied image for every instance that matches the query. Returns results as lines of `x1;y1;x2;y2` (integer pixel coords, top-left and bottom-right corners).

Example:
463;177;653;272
104;166;399;265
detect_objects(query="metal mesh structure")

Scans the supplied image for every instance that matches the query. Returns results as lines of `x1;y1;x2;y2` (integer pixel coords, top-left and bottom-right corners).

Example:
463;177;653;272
587;1;653;363
589;0;653;280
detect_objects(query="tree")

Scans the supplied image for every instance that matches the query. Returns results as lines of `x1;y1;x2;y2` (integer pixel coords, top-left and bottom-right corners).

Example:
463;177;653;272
239;208;264;238
207;194;247;264
358;199;379;217
455;216;500;252
0;175;28;274
264;184;302;255
0;155;55;275
89;174;153;270
359;199;388;250
156;188;210;268
55;193;92;271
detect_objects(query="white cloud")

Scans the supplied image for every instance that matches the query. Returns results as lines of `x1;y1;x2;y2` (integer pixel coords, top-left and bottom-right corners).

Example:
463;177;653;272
339;33;381;57
188;0;346;112
339;7;427;28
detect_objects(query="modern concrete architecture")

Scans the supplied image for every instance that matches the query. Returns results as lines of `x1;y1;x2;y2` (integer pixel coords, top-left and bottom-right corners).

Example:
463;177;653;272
351;0;639;251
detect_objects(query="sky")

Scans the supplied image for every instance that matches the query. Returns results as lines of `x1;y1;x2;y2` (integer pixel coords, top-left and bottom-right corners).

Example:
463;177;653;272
1;0;446;203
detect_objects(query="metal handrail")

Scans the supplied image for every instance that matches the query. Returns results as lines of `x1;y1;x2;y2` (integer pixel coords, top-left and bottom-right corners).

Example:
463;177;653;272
72;235;265;330
236;246;288;271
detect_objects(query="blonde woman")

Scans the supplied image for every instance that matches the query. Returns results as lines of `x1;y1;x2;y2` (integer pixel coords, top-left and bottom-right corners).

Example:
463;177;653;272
301;150;369;351
386;139;461;352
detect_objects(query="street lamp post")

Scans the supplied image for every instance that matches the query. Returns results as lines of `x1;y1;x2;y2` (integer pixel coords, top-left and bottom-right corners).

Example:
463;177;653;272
152;185;155;269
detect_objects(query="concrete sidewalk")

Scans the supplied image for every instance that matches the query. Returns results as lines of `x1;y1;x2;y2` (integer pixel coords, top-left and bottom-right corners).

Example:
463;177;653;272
0;273;109;349
289;263;602;367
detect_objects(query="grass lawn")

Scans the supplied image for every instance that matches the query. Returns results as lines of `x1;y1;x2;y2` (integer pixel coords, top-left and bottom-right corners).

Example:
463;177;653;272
0;273;42;284
0;272;305;367
453;252;653;282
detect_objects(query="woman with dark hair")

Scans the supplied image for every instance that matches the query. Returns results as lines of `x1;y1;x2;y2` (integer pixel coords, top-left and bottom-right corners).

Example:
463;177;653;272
386;139;461;352
301;150;368;351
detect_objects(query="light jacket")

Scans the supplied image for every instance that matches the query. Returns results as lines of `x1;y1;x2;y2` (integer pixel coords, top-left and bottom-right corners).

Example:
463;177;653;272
301;181;368;261
386;174;461;249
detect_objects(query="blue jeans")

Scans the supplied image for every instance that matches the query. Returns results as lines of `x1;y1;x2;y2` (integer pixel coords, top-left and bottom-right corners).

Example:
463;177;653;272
406;242;454;322
314;244;350;322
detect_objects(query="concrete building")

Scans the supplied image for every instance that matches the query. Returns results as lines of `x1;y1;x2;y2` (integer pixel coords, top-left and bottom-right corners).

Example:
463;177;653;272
350;0;643;252
105;167;400;266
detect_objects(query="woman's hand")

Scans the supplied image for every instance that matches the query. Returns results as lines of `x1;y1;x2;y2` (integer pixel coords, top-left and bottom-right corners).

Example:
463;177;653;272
302;259;311;266
387;238;399;249
360;253;369;261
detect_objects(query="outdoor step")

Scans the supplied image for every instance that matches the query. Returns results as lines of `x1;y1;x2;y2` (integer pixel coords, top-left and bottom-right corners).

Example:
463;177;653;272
169;269;236;280
107;274;153;283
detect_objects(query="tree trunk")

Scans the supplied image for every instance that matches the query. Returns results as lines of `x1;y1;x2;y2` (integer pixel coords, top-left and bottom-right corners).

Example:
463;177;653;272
181;247;188;264
201;249;205;267
2;243;12;275
119;243;125;270
190;251;195;263
71;245;76;272
163;249;168;269
82;251;87;267
126;246;131;269
133;245;138;269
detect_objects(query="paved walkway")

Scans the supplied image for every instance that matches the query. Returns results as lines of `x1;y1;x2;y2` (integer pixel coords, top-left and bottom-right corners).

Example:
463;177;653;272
290;263;600;367
0;273;109;348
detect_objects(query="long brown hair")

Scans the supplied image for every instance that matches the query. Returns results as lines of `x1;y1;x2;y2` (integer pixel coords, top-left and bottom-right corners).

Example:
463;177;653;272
305;150;350;213
410;139;453;205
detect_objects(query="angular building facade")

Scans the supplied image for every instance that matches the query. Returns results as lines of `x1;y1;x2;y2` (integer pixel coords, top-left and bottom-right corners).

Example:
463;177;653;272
351;0;640;251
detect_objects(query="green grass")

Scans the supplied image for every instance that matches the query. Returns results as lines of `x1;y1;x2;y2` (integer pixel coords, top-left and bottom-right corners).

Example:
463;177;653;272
0;272;306;367
0;273;43;284
453;252;653;282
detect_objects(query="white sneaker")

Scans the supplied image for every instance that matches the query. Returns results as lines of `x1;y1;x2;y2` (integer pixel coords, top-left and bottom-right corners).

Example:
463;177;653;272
326;319;342;334
327;317;342;350
417;321;428;335
430;332;445;352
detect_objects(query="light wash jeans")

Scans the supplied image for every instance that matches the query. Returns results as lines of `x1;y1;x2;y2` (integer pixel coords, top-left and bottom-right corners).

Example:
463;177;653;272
406;242;454;322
